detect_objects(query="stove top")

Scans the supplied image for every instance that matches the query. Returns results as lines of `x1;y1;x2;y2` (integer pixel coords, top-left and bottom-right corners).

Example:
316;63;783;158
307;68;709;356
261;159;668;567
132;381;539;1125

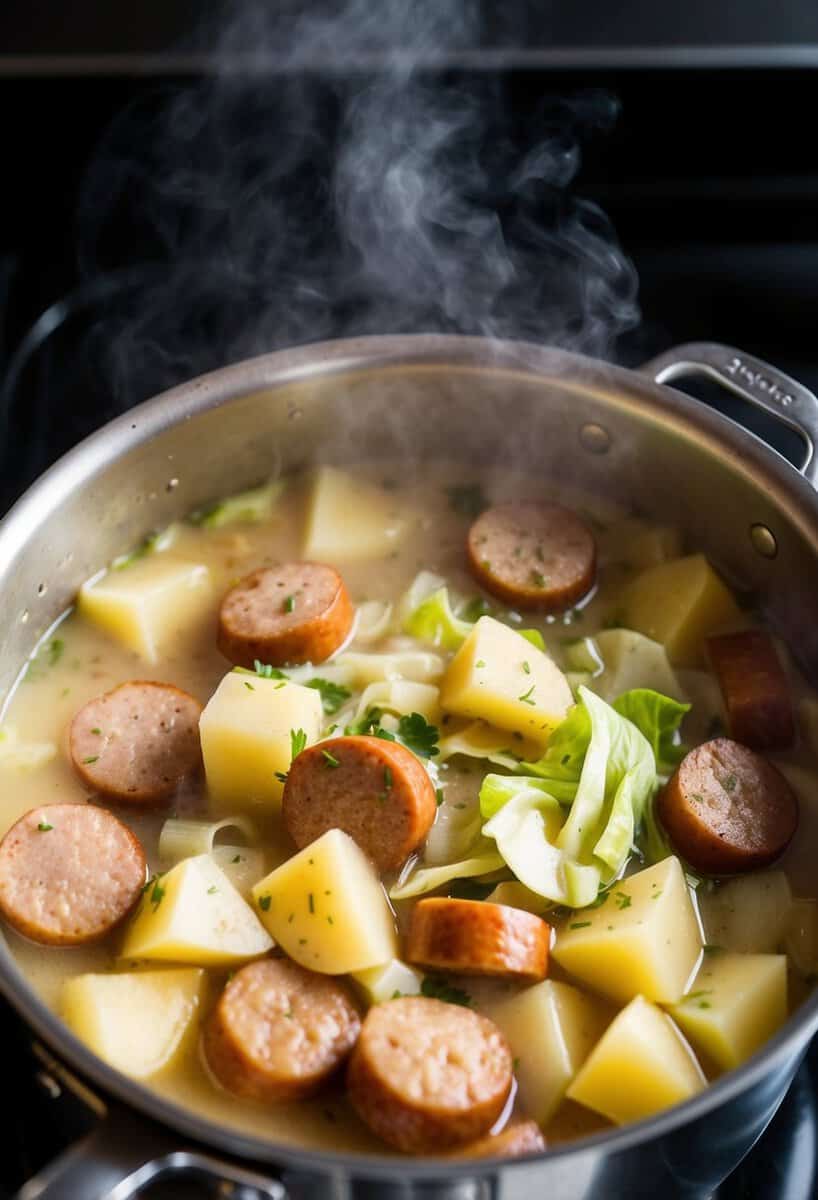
1;42;818;1200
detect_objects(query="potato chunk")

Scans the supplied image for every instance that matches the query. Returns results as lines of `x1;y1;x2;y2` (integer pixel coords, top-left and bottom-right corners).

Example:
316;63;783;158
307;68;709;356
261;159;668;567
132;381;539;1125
567;995;704;1124
252;829;397;974
699;872;792;954
552;857;702;1005
440;616;573;740
62;968;204;1079
601;517;682;570
667;953;787;1070
352;959;424;1005
489;979;611;1123
200;672;323;812
304;467;414;560
77;556;212;663
120;855;273;966
620;554;742;666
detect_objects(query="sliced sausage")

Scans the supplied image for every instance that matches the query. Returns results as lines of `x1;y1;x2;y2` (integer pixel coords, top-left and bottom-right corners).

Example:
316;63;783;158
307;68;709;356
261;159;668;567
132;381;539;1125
217;562;353;668
467;503;596;612
0;803;146;946
347;996;512;1152
707;631;795;752
406;898;550;982
69;681;202;804
450;1120;546;1159
203;958;360;1102
283;735;436;872
658;737;798;874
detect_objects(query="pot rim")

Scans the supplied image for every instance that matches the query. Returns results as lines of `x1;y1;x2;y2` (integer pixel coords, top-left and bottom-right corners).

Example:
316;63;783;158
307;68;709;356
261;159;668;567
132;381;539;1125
1;331;817;1178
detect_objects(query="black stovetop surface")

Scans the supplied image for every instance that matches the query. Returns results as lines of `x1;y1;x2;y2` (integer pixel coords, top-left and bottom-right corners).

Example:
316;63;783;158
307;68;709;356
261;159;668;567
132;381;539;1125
1;47;818;1200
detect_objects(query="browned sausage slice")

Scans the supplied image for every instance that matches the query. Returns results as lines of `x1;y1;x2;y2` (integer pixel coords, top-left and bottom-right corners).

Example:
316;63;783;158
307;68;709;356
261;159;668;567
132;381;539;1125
658;737;798;874
347;996;512;1152
217;563;353;668
0;803;146;946
70;681;202;804
203;958;360;1102
467;503;596;612
707;631;795;752
406;898;550;982
283;735;436;872
450;1120;546;1159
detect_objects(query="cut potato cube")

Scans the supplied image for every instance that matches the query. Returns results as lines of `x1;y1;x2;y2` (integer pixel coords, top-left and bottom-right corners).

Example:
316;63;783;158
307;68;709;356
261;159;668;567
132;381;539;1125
77;556;212;663
62;968;204;1080
602;517;683;570
440;616;573;741
567;995;704;1124
304;467;414;560
667;953;787;1071
785;899;818;975
120;855;273;966
620;554;742;666
200;672;323;812
552;857;702;1005
490;980;611;1124
352;959;424;1005
252;829;397;974
591;629;686;703
699;872;792;954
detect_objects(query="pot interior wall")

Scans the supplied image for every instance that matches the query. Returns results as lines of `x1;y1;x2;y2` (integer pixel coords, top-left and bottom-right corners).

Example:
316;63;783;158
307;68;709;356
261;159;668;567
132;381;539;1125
2;349;818;711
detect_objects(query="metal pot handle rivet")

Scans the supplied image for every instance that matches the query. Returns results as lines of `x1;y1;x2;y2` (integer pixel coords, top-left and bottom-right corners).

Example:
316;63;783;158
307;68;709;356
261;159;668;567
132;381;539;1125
639;341;818;490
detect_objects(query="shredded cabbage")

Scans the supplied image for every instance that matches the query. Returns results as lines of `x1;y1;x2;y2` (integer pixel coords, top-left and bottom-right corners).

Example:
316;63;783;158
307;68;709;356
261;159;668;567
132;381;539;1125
353;601;393;644
389;851;504;900
350;681;440;724
437;721;539;771
189;479;285;528
403;587;473;651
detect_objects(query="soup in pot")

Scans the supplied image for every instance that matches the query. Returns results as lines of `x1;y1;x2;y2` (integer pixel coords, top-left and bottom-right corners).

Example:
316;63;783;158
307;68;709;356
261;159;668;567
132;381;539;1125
0;462;815;1158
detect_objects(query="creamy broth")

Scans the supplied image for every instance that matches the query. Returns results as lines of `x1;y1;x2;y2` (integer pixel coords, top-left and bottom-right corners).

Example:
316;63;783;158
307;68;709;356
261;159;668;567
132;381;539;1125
1;461;815;1155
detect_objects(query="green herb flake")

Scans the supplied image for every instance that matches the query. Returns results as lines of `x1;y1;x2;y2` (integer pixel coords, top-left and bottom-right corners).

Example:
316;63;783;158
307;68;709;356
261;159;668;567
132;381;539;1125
721;772;737;793
258;895;272;912
614;891;632;910
207;885;218;894
244;681;255;691
518;685;536;705
231;854;243;864
91;727;102;736
82;755;99;765
308;892;315;914
274;770;289;784
521;660;531;675
435;788;444;807
475;659;486;669
253;660;287;680
445;483;489;519
396;712;440;759
570;920;592;929
327;915;334;925
513;1056;521;1070
421;976;473;1008
322;749;341;769
530;570;548;589
149;878;165;910
283;594;296;614
37;821;53;832
344;706;383;736
290;728;308;759
306;678;352;714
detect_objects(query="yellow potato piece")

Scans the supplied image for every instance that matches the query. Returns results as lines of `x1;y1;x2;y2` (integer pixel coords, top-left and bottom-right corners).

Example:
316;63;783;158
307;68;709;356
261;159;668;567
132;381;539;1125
200;672;323;812
699;872;792;954
668;953;788;1071
552;857;702;1005
121;855;273;966
352;959;424;1005
786;899;818;975
490;979;611;1124
620;553;742;666
304;466;415;560
77;556;212;663
62;968;204;1079
567;995;705;1124
252;829;398;974
440;616;573;741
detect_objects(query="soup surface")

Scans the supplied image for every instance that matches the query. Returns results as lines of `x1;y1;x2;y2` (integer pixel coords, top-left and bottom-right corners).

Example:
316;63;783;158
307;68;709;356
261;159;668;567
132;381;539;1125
0;461;816;1158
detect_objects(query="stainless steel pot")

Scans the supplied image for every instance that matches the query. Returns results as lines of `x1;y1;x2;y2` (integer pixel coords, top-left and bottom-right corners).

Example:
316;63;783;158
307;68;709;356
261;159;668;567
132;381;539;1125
2;335;818;1200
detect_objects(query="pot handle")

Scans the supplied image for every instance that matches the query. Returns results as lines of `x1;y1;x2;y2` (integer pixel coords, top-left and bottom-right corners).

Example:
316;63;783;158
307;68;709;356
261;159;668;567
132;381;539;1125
18;1097;287;1200
639;341;818;489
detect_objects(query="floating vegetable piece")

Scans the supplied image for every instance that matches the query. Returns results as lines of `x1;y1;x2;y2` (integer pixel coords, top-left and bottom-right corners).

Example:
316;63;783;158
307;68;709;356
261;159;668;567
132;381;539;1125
352;959;425;1006
304;467;414;560
189;479;285;528
390;852;505;902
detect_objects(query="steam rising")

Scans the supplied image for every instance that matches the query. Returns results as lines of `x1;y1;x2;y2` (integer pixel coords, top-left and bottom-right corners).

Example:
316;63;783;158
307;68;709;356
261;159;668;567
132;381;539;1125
77;0;639;407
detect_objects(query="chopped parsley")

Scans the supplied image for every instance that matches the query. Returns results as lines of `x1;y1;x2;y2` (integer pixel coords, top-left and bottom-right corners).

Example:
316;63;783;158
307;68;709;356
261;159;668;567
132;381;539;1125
290;728;308;758
91;727;102;736
146;876;165;910
207;885;218;894
344;706;383;736
253;660;287;680
379;765;393;801
561;754;571;765
306;678;352;715
518;685;536;706
521;660;531;674
274;770;289;783
283;594;296;614
530;570;548;589
258;894;272;911
421;976;473;1008
614;891;632;910
570;920;592;929
587;891;609;909
445;483;489;519
82;755;99;765
721;772;737;792
395;712;439;758
308;892;315;914
475;659;486;669
36;821;53;832
322;749;341;769
244;681;255;691
231;854;243;864
435;788;444;807
460;596;491;623
513;1056;521;1071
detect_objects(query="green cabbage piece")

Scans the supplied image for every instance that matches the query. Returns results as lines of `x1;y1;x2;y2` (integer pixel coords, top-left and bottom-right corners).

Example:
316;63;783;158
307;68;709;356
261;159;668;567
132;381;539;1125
403;587;474;651
389;850;504;900
189;479;285;529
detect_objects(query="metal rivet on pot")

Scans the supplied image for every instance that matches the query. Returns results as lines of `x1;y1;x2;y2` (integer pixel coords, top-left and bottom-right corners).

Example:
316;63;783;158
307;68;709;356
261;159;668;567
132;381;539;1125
579;423;611;454
750;523;777;559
